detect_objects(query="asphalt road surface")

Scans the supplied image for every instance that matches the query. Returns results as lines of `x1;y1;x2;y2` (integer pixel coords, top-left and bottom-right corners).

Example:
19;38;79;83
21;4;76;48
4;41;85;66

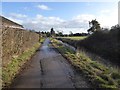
11;38;91;88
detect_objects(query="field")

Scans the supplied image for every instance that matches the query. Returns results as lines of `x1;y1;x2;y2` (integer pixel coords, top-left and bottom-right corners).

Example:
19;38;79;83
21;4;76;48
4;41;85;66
59;36;87;40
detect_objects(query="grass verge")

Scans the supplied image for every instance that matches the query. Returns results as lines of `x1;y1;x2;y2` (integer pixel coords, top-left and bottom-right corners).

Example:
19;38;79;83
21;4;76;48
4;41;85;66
51;38;120;89
2;38;45;87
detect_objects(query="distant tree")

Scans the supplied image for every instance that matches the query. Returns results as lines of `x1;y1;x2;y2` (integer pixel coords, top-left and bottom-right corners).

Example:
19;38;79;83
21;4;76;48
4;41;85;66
41;31;45;34
57;31;63;37
111;24;120;30
110;24;120;39
50;28;55;37
87;19;101;34
73;33;81;36
102;28;109;33
30;29;36;32
46;32;50;37
64;34;68;37
69;31;73;36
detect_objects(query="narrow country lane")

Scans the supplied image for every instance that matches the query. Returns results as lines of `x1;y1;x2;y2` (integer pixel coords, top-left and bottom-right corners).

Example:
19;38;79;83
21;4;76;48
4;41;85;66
11;38;91;88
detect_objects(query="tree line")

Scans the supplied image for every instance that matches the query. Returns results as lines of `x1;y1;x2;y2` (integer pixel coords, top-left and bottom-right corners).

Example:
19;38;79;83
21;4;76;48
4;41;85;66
34;19;119;37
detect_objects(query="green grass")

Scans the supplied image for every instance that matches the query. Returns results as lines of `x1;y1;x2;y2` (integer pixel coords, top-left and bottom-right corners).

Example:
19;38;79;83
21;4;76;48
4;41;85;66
60;36;87;40
51;38;120;88
2;38;45;87
40;37;46;43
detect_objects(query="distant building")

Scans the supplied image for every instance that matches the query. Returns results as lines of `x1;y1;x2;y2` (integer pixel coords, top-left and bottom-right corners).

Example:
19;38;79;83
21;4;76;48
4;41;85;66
1;16;24;29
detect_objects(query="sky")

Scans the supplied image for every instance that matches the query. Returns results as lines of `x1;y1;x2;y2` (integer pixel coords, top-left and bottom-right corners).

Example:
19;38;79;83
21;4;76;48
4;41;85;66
2;2;118;34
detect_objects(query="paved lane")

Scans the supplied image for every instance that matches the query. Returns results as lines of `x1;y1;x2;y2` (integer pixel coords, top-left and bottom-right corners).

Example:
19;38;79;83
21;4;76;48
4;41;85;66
11;38;91;88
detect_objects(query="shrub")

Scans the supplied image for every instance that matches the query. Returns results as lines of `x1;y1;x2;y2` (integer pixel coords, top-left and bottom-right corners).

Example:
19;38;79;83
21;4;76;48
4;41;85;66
77;29;120;65
111;73;120;79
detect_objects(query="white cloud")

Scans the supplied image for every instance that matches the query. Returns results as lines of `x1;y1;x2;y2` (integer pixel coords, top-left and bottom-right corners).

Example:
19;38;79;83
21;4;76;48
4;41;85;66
56;28;87;34
24;15;66;31
73;14;96;23
71;14;96;29
10;13;27;18
3;13;27;24
6;17;23;24
33;14;65;26
4;5;117;34
31;11;117;33
97;8;118;28
100;10;111;14
37;4;51;10
20;14;92;33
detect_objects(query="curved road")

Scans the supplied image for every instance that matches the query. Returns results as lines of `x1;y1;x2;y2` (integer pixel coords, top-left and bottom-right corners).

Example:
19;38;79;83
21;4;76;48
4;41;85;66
11;38;91;88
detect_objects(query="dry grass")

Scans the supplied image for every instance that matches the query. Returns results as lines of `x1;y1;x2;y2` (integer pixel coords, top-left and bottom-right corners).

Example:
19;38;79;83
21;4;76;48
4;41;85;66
51;38;120;88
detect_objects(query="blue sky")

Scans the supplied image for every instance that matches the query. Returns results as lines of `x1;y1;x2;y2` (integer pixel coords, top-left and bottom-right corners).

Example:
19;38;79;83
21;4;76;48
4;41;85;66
2;2;118;34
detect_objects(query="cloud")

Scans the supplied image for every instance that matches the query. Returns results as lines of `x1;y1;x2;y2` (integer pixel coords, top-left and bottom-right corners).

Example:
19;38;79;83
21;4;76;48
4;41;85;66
100;9;110;14
73;14;95;22
6;17;23;24
56;28;87;34
7;13;109;34
9;13;27;18
3;13;27;24
37;4;52;10
21;14;92;33
22;14;65;31
97;8;117;28
23;11;117;33
4;6;117;34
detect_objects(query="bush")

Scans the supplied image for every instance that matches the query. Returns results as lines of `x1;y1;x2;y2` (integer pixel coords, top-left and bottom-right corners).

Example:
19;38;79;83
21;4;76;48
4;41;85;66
57;28;120;65
77;29;120;65
111;73;120;79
